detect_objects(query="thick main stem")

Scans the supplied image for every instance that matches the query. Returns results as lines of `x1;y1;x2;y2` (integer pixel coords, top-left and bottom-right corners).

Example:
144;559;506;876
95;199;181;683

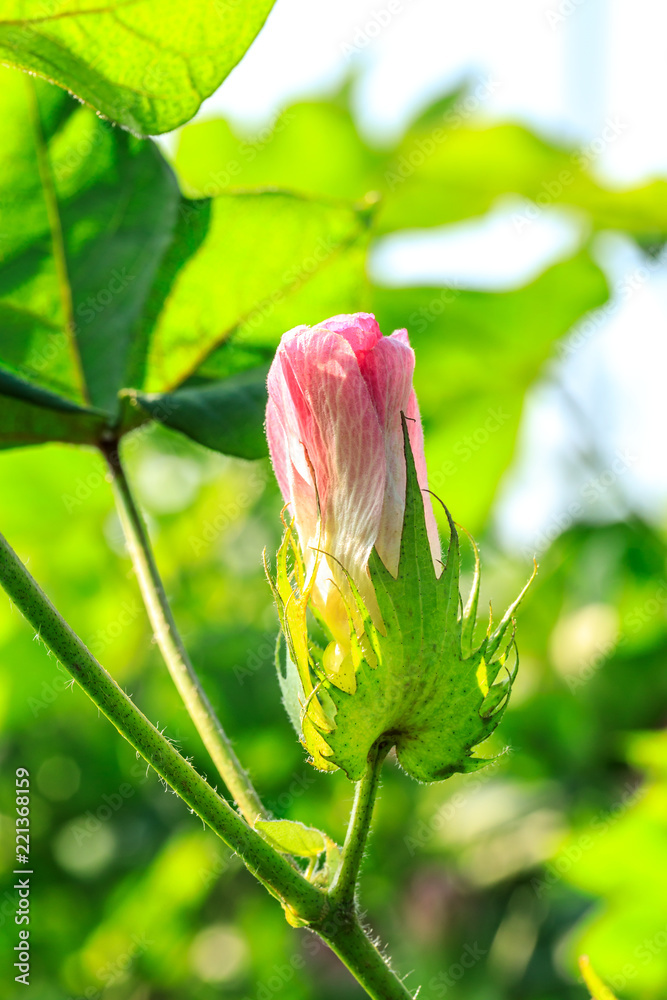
0;530;418;1000
0;531;319;920
101;440;266;824
329;741;389;907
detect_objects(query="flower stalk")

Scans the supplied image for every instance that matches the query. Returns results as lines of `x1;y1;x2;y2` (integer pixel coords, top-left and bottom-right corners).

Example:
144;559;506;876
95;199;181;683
100;438;267;824
0;528;416;998
0;530;317;917
329;740;390;907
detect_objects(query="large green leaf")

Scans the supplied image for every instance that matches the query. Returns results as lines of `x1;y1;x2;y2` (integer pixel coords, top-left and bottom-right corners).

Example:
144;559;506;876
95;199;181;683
378;119;667;236
173;90;667;239
140;191;372;395
0;67;182;420
0;69;370;452
174;98;383;201
0;0;275;135
372;250;609;531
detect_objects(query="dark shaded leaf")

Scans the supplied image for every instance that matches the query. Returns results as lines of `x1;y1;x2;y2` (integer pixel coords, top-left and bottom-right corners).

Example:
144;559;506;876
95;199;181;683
133;366;269;460
0;72;370;454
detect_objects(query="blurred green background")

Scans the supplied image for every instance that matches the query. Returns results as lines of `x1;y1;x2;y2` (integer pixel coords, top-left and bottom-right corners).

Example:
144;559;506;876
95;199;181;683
2;4;667;999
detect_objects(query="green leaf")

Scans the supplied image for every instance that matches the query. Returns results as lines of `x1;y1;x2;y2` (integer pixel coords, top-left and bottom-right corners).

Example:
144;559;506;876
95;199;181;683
379;117;667;236
255;819;326;858
0;69;181;421
0;0;276;135
322;837;342;888
174;97;383;201
380;122;575;232
174;88;667;239
133;365;269;460
140;191;371;394
0;73;370;453
0;370;106;448
372;250;609;531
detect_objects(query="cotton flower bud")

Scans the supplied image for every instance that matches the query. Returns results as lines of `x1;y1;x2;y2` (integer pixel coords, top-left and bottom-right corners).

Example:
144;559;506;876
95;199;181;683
265;313;534;782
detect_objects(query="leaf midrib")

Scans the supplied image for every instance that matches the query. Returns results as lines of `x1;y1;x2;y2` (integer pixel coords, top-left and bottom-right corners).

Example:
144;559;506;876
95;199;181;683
160;219;368;394
26;77;89;404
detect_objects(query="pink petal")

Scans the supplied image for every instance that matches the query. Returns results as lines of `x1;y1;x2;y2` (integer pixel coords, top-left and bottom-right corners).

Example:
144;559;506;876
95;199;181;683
266;314;441;644
265;396;291;502
356;333;415;574
321;313;382;356
280;328;386;565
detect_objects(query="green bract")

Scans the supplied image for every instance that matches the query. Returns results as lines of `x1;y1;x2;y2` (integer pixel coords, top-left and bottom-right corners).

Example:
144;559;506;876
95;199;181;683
267;418;535;783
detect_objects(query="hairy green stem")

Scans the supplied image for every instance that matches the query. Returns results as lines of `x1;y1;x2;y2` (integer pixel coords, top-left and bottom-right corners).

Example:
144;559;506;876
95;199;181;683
329;741;389;907
0;531;318;920
322;741;413;998
101;439;266;824
0;529;417;999
318;915;414;1000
